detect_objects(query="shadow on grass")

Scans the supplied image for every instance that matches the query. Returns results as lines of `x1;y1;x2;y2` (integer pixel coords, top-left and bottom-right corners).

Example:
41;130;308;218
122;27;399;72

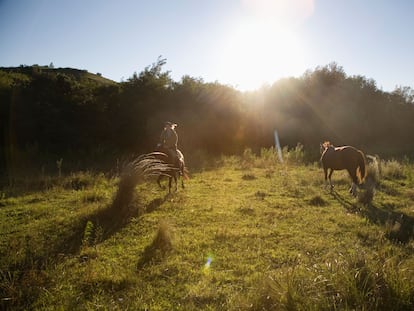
331;191;414;243
330;190;360;213
1;155;175;309
136;220;173;270
73;278;136;310
73;182;169;252
1;178;169;310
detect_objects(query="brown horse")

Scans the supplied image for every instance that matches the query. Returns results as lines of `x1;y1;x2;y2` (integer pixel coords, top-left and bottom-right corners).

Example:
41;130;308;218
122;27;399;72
320;141;367;196
154;148;188;193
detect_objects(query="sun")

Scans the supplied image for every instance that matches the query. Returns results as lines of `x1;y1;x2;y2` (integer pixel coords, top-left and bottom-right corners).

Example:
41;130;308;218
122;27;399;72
214;0;314;91
217;20;306;90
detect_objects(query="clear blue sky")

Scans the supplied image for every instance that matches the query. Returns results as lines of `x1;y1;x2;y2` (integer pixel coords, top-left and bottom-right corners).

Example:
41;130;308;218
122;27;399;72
1;0;413;92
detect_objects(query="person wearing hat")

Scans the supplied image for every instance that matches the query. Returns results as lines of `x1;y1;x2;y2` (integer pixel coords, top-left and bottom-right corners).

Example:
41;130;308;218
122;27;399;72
159;121;178;164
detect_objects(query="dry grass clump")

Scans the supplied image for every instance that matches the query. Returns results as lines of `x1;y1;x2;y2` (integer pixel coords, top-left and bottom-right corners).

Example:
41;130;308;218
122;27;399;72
382;159;405;179
358;155;380;205
309;195;327;206
242;174;257;181
137;220;174;268
112;153;173;210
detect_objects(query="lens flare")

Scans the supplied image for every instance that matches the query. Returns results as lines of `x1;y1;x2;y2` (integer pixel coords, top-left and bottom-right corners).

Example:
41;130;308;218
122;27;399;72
203;255;213;274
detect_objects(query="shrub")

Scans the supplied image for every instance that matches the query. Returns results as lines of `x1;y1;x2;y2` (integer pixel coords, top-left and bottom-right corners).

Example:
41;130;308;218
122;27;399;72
283;143;305;165
358;155;381;205
258;147;280;167
382;160;405;179
365;155;381;184
241;148;256;169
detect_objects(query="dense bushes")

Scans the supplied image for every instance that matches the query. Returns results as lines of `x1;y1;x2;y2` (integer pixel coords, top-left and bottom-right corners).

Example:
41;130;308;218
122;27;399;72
1;61;414;180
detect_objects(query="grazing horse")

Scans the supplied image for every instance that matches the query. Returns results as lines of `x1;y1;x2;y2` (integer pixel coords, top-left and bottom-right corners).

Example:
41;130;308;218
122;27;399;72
154;148;188;193
320;141;367;196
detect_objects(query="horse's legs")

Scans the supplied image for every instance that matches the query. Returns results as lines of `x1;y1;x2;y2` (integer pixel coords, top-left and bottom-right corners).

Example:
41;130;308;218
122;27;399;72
328;169;334;189
167;175;178;193
323;167;334;190
173;174;178;192
349;183;357;196
168;176;172;193
347;168;359;197
157;175;164;189
180;166;185;189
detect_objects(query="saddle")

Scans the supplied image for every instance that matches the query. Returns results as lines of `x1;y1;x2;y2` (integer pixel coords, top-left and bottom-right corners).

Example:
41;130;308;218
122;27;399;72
158;146;182;167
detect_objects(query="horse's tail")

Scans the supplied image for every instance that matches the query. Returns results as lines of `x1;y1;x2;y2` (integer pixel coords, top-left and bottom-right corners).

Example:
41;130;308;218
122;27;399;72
176;149;190;180
182;166;190;180
357;150;367;184
178;160;190;180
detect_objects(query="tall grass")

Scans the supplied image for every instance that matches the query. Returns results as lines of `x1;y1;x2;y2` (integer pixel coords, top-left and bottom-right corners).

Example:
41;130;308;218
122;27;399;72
245;252;414;310
241;145;306;170
1;150;413;310
381;159;405;179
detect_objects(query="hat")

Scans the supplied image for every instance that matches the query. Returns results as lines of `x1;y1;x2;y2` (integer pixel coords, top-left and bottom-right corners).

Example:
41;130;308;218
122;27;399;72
165;121;177;128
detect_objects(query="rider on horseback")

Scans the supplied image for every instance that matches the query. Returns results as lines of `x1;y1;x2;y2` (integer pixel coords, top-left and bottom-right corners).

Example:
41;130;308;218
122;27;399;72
158;121;179;165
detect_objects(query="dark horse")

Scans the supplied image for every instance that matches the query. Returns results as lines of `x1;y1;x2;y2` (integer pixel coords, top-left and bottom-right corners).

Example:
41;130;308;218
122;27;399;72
320;141;367;196
154;148;188;193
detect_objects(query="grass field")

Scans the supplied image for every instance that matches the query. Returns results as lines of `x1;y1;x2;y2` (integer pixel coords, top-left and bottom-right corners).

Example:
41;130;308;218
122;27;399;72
1;149;414;310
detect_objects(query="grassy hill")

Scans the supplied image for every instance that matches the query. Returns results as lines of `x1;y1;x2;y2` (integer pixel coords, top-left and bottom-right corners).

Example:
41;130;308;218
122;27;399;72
1;150;414;310
0;65;116;86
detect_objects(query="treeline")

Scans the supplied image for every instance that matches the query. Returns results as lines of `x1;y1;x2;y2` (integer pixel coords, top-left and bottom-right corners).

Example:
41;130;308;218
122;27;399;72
1;60;414;177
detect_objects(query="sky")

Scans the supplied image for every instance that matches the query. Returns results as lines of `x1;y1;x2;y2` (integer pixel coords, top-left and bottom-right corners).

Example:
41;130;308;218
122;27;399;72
1;0;413;92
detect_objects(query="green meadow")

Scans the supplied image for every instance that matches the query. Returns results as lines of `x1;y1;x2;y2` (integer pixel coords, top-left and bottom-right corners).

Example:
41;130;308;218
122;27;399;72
1;149;414;310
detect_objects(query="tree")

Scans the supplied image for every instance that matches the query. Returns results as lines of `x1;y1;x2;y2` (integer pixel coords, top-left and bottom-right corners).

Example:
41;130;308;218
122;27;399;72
392;86;414;105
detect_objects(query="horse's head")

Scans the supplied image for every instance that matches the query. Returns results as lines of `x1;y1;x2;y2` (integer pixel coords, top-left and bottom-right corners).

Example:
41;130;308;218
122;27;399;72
320;141;334;155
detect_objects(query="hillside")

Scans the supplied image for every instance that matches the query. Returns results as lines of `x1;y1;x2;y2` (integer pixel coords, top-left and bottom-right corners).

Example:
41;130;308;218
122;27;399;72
1;151;413;310
0;65;116;86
